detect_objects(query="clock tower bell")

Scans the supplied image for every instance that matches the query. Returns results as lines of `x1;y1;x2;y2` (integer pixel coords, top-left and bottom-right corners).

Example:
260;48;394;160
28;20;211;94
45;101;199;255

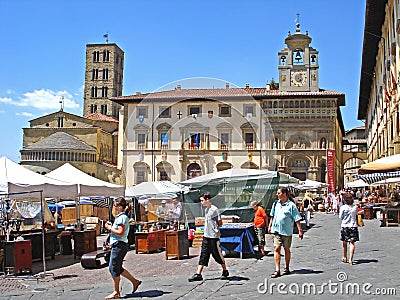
278;18;319;92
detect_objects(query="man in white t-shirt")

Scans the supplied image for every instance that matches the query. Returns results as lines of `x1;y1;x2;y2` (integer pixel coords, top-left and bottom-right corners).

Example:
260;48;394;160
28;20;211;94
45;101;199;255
188;192;229;282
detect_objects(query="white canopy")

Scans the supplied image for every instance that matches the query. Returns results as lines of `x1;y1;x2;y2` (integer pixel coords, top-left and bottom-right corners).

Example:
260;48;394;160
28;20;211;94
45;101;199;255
180;168;298;187
0;156;77;198
125;181;189;197
359;154;400;174
345;179;370;188
298;179;328;190
45;163;124;197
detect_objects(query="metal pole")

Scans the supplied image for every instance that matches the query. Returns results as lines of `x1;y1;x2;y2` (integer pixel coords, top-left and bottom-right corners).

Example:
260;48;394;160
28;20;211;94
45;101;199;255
40;191;47;278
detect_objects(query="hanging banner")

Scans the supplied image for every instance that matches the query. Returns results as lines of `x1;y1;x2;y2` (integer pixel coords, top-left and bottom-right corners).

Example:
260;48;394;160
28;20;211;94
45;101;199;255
327;149;335;192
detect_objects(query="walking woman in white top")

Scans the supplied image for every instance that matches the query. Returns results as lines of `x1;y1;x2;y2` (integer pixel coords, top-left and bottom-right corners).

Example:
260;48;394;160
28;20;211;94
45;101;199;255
339;193;359;265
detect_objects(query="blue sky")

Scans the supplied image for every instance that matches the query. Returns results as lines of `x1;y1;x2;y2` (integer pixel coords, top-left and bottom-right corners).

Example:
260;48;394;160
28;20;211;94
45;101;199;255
0;0;365;162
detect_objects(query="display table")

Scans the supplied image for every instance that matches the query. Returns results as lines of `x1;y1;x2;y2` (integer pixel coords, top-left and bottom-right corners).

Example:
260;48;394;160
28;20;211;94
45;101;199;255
9;230;58;260
381;207;400;227
135;229;166;254
1;240;32;275
73;230;97;259
165;229;189;260
219;223;256;258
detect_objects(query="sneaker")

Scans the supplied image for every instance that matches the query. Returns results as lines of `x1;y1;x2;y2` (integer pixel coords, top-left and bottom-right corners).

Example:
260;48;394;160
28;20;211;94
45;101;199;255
188;273;203;282
220;269;229;279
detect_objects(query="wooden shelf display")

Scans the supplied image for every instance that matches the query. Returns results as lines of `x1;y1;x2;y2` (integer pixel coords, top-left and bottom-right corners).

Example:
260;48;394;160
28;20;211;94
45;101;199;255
135;229;166;254
165;229;189;260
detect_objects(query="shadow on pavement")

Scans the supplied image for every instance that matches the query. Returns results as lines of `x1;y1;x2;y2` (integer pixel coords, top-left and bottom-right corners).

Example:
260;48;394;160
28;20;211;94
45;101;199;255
206;275;250;281
291;268;324;275
124;290;172;298
354;259;378;265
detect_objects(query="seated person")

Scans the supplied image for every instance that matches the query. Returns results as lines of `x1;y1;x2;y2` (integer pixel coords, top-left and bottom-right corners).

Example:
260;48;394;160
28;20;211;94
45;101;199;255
156;200;170;220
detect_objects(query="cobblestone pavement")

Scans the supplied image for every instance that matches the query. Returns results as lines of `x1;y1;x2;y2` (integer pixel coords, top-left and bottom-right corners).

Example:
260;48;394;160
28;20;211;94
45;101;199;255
1;212;399;299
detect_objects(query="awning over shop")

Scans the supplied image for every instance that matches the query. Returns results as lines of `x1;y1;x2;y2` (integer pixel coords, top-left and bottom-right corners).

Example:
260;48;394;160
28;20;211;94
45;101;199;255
358;154;400;174
353;171;400;185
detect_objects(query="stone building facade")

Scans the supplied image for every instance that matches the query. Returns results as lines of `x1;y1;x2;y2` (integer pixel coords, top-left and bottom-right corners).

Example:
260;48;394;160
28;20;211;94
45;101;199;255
112;22;345;189
20;111;121;183
358;0;400;161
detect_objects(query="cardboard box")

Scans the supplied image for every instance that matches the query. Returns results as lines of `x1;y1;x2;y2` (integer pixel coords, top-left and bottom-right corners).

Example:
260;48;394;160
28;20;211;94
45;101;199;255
195;217;205;226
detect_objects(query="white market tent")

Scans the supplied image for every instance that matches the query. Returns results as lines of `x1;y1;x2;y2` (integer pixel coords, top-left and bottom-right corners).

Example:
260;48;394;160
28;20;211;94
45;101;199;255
45;163;124;197
0;156;77;198
180;168;298;187
125;181;189;197
345;179;370;188
298;179;328;190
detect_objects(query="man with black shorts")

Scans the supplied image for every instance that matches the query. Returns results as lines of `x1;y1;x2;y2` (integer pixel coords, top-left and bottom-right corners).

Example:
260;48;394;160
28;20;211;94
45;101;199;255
188;192;229;281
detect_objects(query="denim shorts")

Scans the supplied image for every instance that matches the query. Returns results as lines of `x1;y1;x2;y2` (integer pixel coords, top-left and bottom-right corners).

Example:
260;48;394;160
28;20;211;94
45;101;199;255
109;241;128;278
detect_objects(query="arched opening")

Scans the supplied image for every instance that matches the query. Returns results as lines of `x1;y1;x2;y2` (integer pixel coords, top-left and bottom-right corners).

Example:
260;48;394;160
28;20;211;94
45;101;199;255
187;163;202;180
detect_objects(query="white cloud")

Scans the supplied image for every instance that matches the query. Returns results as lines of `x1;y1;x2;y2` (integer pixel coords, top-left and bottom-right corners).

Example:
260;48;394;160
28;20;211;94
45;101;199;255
0;89;80;110
0;97;14;104
21;89;80;110
16;112;34;117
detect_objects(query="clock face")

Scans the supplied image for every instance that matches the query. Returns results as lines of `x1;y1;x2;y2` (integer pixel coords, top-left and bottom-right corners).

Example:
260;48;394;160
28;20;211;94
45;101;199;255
291;71;307;86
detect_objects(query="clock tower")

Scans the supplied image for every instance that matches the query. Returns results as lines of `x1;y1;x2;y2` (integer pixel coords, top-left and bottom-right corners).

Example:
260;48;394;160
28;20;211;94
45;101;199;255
278;19;319;92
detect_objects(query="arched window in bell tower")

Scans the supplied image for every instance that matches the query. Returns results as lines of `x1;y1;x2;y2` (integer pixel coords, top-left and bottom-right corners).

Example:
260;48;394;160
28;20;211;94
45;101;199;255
293;48;304;65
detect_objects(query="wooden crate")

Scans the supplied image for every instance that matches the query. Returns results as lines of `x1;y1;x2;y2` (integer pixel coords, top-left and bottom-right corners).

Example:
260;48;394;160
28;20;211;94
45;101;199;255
61;204;94;225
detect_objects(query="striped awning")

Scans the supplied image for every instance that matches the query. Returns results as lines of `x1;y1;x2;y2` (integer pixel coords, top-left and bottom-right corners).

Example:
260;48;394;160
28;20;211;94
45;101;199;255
353;171;400;185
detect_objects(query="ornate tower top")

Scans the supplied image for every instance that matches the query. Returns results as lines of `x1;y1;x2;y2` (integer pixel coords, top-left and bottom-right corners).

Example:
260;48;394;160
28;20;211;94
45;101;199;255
278;16;319;92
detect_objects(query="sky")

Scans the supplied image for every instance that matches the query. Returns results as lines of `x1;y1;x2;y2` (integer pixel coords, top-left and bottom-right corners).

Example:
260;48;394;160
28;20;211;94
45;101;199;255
0;0;366;162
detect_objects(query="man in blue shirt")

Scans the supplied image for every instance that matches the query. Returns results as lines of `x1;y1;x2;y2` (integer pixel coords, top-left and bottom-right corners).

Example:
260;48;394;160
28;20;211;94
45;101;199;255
268;187;303;278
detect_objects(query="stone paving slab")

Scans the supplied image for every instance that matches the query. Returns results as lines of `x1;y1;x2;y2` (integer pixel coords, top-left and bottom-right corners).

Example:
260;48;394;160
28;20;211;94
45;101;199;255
1;212;399;299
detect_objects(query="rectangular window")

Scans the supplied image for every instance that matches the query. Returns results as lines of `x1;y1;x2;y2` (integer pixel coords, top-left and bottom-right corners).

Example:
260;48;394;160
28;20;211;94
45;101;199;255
93;51;100;62
220;133;229;149
101;86;108;98
219;105;231;117
221;133;229;145
188;105;201;116
92;69;99;80
103;69;109;80
103;50;110;62
245;132;254;144
161;133;169;145
159;106;171;118
138;133;146;149
189;133;201;149
136;170;145;184
101;105;107;115
244;105;255;117
136;106;148;118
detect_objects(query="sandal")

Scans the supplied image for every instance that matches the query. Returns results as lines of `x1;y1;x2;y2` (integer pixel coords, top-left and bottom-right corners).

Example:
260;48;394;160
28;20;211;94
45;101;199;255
342;257;348;263
132;280;142;294
282;268;291;275
271;271;281;278
349;261;353;266
105;292;121;299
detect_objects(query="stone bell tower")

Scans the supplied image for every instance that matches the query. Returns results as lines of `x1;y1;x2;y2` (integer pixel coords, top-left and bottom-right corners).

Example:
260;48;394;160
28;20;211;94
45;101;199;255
278;17;319;92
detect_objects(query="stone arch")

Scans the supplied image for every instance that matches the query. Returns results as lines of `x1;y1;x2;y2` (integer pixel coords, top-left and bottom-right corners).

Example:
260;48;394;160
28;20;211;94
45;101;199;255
187;162;202;179
216;161;233;171
285;134;311;149
241;161;259;169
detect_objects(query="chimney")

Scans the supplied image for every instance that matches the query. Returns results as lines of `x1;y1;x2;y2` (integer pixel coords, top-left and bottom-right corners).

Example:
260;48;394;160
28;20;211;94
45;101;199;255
226;82;230;89
177;84;181;90
245;83;250;89
266;84;270;91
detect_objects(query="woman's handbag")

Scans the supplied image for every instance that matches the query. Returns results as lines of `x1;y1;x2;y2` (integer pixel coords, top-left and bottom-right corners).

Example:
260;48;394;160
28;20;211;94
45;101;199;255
357;214;364;227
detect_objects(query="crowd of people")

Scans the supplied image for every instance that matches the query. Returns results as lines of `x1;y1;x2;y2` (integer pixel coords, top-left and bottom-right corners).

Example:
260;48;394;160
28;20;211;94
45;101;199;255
102;187;362;298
